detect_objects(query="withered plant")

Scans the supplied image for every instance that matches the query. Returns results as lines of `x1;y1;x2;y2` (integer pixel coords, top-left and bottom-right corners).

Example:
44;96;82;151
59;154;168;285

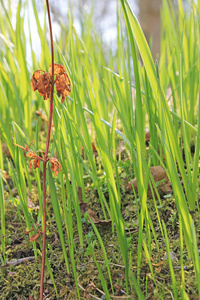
14;1;71;299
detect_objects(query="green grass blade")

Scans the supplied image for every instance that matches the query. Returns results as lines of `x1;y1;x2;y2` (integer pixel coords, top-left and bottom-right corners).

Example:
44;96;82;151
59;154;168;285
48;166;70;272
162;221;178;299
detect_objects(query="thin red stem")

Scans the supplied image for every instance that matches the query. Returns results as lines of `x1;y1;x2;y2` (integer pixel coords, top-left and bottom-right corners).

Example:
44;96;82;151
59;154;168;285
40;1;54;299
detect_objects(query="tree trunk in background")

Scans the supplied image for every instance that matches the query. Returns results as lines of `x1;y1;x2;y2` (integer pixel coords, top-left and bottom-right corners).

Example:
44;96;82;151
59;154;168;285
138;0;162;60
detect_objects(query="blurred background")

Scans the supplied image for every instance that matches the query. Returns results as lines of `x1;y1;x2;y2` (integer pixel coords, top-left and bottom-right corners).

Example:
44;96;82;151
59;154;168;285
48;0;162;58
7;0;164;60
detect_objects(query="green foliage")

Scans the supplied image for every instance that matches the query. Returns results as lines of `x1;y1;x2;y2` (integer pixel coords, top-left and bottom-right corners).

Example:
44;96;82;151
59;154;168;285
1;0;200;298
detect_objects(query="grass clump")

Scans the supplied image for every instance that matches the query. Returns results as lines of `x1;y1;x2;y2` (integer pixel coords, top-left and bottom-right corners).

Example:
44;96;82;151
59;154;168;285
1;0;200;299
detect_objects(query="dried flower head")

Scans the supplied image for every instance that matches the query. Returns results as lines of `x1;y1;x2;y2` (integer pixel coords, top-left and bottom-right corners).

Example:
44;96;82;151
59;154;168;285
31;70;52;100
55;73;71;103
49;63;65;75
31;64;71;103
48;157;62;176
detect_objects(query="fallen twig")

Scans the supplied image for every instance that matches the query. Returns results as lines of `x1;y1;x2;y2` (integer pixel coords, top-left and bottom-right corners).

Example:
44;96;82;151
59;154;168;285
78;276;133;299
1;256;35;267
78;282;102;300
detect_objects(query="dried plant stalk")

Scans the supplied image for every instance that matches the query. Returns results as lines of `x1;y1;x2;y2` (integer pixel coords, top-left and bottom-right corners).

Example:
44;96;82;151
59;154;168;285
39;1;54;299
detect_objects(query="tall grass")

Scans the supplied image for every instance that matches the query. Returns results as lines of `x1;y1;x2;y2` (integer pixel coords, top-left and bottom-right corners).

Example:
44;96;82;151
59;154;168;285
1;0;200;298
